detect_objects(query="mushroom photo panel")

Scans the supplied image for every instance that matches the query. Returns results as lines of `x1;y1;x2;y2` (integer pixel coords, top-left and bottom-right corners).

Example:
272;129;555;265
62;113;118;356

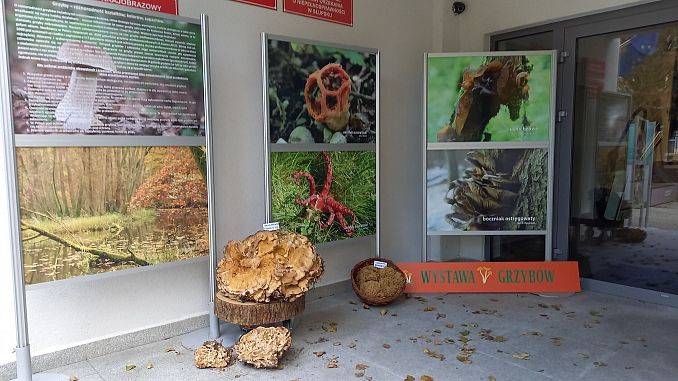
425;52;555;238
264;35;378;245
5;0;205;137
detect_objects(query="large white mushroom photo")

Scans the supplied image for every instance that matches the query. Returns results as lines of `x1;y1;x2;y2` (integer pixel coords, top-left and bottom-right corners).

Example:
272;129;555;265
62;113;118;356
54;41;116;131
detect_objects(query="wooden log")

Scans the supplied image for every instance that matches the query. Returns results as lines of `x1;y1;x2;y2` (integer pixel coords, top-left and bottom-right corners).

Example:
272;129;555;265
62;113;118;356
215;292;305;326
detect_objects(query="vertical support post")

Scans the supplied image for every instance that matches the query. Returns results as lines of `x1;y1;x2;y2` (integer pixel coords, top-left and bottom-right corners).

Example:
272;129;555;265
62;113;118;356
375;50;380;258
201;14;220;340
262;33;272;224
0;1;32;379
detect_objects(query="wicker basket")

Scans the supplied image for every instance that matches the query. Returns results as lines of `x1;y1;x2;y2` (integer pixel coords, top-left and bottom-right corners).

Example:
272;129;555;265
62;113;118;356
350;257;406;306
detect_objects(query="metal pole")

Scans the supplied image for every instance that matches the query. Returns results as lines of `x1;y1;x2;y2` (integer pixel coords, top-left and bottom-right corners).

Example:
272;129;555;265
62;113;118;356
201;14;220;340
0;0;31;379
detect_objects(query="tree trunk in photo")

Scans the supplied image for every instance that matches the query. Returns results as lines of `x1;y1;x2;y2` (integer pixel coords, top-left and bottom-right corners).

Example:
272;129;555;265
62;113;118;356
511;149;549;230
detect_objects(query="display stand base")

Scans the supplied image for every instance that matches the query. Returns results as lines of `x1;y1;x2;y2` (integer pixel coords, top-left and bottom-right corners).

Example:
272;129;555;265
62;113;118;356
12;374;70;381
181;323;243;350
214;292;305;327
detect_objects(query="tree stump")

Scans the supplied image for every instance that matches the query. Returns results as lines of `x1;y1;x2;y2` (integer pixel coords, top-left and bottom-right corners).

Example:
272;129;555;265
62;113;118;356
214;292;305;326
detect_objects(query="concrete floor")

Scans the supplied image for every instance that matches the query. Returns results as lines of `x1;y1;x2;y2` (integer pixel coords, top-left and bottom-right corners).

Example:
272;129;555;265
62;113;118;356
36;290;677;381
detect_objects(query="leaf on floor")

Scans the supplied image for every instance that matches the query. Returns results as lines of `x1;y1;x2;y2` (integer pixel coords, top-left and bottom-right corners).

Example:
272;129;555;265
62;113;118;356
146;363;154;369
405;376;415;381
380;309;388;316
423;348;445;361
589;310;603;317
383;343;391;349
445;323;455;329
436;313;446;320
512;352;530;360
456;354;472;364
125;364;137;372
322;321;338;333
521;331;542;337
421;376;434;381
314;351;326;357
423;306;437;312
356;363;369;370
488;376;497;381
550;337;562;347
593;361;607;367
327;357;339;368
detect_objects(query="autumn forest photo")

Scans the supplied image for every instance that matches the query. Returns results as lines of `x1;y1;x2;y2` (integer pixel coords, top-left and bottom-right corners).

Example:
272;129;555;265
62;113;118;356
17;146;209;284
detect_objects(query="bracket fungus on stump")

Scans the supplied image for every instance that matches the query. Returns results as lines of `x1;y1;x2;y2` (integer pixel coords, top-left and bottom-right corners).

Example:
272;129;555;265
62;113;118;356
235;326;292;369
194;341;232;369
304;63;352;132
216;230;324;303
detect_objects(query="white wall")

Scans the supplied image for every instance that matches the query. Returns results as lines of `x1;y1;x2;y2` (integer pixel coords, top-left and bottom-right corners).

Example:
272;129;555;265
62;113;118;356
0;0;443;365
442;0;656;51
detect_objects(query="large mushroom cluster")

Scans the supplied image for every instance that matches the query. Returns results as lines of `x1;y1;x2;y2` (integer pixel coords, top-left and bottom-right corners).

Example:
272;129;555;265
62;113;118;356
445;150;520;230
235;326;292;369
216;230;324;303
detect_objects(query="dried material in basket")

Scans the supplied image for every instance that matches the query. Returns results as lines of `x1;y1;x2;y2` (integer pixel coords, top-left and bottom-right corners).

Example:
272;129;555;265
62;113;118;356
216;231;324;303
235;326;292;369
356;265;406;301
194;341;231;369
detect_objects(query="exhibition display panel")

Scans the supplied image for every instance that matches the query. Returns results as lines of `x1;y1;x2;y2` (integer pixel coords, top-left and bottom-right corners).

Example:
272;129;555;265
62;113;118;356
262;34;380;248
423;52;557;260
1;0;219;378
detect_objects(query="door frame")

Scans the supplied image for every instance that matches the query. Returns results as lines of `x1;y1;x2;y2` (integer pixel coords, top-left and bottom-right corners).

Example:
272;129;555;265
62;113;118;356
490;0;678;307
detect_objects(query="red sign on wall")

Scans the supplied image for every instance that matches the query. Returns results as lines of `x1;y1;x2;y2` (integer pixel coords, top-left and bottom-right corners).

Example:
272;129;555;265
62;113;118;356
283;0;353;26
397;262;581;294
96;0;178;15
232;0;277;10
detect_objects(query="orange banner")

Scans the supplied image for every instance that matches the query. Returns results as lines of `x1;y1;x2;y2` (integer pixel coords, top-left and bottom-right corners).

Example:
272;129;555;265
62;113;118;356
397;262;581;294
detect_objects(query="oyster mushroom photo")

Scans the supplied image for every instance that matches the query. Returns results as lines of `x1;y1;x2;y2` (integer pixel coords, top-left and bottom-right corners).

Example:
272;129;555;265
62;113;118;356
426;149;548;232
266;37;377;144
54;41;117;131
427;53;552;143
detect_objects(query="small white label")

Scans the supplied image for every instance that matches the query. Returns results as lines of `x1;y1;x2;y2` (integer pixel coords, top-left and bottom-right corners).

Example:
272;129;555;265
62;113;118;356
263;222;280;231
373;260;387;269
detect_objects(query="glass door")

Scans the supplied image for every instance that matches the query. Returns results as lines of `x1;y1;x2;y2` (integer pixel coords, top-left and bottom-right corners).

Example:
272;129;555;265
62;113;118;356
568;22;678;296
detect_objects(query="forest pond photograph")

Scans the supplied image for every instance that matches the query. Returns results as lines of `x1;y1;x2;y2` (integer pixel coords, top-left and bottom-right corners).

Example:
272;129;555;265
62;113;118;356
17;146;208;285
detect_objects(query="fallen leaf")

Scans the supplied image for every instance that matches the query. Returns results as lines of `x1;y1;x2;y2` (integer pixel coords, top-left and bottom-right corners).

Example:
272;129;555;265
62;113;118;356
125;364;137;372
589;310;603;317
421;376;434;381
314;351;326;357
456;354;471;364
348;342;357;348
423;306;437;312
488;376;496;381
445;323;455;329
593;361;607;367
522;331;542;337
436;313;446;320
383;343;391;349
363;304;371;310
433;329;442;334
327;357;339;368
380;309;388;316
69;377;78;381
512;353;530;361
550;337;562;347
423;348;445;361
356;363;369;370
460;330;470;336
146;363;154;369
322;321;338;333
349;300;357;305
333;341;342;346
405;376;415;381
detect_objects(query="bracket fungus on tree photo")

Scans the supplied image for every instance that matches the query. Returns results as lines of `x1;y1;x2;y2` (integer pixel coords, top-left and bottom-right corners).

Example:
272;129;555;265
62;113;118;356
235;326;292;369
194;341;232;369
437;56;532;142
304;63;352;132
216;230;324;303
55;41;116;131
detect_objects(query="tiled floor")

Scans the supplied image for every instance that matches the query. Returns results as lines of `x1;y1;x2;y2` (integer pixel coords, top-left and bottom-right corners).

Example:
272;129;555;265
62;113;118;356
37;290;678;381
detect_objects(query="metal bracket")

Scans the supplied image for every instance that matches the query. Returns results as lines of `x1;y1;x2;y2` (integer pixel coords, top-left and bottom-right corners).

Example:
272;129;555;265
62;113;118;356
558;51;570;63
557;110;568;123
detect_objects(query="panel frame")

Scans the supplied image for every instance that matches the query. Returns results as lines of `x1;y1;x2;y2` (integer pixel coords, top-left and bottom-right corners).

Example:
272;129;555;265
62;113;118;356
423;50;558;262
261;32;380;252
